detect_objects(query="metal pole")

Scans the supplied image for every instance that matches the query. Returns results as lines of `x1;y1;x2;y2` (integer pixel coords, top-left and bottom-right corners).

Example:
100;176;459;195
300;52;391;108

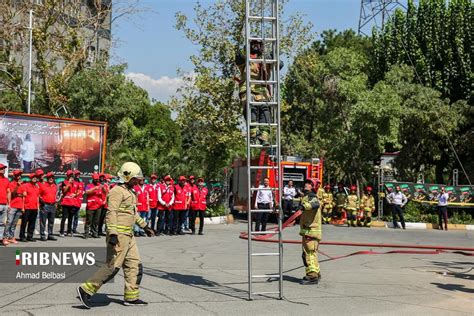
245;0;252;302
27;9;33;114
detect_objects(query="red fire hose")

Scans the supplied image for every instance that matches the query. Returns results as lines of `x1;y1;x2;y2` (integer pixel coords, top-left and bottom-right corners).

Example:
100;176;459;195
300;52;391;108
239;210;474;260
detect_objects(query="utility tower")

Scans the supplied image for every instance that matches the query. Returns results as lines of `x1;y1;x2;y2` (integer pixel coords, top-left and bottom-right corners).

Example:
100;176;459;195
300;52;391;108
358;0;408;36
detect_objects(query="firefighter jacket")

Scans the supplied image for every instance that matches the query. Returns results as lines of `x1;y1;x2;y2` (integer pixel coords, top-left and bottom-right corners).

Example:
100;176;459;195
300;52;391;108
322;191;334;209
236;51;272;101
299;190;322;240
346;194;359;211
360;194;375;212
335;192;347;207
106;184;146;236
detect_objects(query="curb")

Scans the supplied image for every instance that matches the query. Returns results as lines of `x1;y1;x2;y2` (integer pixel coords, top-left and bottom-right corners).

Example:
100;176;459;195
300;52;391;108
373;221;474;231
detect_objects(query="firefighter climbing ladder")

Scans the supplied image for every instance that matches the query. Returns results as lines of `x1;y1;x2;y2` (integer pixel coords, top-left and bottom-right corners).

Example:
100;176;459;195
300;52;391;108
245;0;283;300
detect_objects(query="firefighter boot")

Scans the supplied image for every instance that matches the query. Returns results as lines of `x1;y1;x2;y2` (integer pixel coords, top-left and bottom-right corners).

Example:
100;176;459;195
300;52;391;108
364;212;372;227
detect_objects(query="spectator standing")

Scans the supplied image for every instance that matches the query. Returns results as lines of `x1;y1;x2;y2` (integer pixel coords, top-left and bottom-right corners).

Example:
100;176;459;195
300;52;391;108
387;186;407;229
3;170;23;245
19;174;40;242
254;177;274;232
0;164;9;238
282;180;296;217
437;187;449;231
38;172;58;241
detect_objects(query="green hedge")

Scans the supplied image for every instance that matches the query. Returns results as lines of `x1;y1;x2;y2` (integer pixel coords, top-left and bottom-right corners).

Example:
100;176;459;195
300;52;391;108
381;201;474;224
205;204;227;217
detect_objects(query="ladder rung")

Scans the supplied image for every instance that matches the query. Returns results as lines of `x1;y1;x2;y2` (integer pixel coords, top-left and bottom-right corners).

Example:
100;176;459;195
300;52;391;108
250;209;274;213
249;58;277;63
248;16;277;21
249;165;278;170
251;252;280;256
250;101;278;106
249;37;277;42
250;80;277;85
249;144;278;148
252;291;281;295
252;274;280;278
249;122;278;126
250;230;278;235
250;187;279;191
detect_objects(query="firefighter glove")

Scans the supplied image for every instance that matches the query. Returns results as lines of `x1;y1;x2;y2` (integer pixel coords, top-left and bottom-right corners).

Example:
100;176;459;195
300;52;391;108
144;226;155;237
108;234;119;246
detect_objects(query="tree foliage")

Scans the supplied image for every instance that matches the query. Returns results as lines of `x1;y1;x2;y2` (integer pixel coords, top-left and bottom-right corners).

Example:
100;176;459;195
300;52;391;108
372;0;473;103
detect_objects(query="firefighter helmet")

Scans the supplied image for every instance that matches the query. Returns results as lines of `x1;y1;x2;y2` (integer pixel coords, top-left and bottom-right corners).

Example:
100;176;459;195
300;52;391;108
366;186;373;192
324;184;331;191
118;162;143;183
350;185;357;192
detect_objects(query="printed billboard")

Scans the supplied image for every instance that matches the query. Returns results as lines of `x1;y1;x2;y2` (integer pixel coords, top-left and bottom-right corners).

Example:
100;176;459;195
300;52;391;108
0;112;107;176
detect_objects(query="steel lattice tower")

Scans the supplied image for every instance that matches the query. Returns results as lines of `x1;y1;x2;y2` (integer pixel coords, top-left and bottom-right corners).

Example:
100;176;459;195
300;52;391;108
358;0;409;35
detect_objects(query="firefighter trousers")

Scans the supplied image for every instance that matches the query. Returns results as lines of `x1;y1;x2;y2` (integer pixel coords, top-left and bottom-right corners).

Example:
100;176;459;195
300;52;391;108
80;234;143;302
302;236;320;276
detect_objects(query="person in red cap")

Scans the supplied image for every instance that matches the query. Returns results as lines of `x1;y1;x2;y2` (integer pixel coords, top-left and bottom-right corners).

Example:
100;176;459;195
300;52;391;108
157;175;174;235
35;169;45;185
0;164;9;240
19;173;40;242
72;170;84;234
146;174;159;233
345;185;359;227
59;170;78;236
190;178;208;235
3;170;24;245
84;173;107;239
183;176;196;231
134;178;149;237
172;176;188;235
97;173;110;236
38;172;58;241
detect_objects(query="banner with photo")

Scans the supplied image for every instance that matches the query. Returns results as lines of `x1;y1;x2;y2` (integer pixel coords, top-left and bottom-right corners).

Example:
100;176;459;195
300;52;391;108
384;182;473;207
0;112;107;176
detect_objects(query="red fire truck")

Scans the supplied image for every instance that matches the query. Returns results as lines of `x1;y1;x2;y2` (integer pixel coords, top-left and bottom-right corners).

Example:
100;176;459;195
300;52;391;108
229;151;323;215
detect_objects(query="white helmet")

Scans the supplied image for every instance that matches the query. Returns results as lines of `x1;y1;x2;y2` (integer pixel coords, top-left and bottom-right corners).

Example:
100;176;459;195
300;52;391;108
117;162;143;183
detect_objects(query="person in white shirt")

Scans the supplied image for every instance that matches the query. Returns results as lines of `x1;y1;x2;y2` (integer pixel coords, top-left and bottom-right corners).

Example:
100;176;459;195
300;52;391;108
436;187;449;230
254;177;274;232
20;134;35;172
282;180;296;217
387;186;407;229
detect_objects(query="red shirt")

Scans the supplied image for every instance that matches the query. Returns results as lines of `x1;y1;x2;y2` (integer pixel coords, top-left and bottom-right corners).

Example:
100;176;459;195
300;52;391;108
134;185;149;212
173;184;189;211
8;180;24;209
74;180;84;208
146;183;159;209
0;176;9;204
191;186;208;211
86;183;103;211
22;182;40;210
61;180;77;206
39;182;57;204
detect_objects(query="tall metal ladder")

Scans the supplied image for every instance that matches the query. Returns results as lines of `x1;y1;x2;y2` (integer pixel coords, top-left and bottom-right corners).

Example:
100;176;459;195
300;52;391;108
245;0;283;300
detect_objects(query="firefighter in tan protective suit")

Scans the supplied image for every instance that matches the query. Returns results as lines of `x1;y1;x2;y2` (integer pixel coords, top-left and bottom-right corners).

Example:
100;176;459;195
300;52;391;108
77;162;155;309
346;185;359;227
299;179;321;284
321;184;334;224
359;186;375;227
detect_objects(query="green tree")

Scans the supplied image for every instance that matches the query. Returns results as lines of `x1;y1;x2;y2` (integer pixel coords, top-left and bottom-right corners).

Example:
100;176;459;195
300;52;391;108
372;0;473;103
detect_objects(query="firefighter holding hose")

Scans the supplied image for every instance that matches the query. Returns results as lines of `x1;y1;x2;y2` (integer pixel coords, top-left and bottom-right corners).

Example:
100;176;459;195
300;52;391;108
299;179;321;284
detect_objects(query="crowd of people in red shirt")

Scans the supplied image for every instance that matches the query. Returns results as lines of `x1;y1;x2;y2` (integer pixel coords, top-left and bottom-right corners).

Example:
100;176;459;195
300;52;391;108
0;163;209;246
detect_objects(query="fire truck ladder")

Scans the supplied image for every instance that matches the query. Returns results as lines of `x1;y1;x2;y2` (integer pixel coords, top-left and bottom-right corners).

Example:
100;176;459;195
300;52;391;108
245;0;283;300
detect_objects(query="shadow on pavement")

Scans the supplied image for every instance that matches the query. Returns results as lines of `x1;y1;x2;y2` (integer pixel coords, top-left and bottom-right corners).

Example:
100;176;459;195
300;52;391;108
431;283;474;294
72;293;123;309
143;267;249;301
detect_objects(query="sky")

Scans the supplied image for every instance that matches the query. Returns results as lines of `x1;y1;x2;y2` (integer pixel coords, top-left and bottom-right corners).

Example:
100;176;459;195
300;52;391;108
113;0;362;102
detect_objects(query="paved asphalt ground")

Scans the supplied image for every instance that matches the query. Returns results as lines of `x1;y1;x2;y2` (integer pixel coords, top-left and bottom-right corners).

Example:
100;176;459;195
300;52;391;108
0;220;473;315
